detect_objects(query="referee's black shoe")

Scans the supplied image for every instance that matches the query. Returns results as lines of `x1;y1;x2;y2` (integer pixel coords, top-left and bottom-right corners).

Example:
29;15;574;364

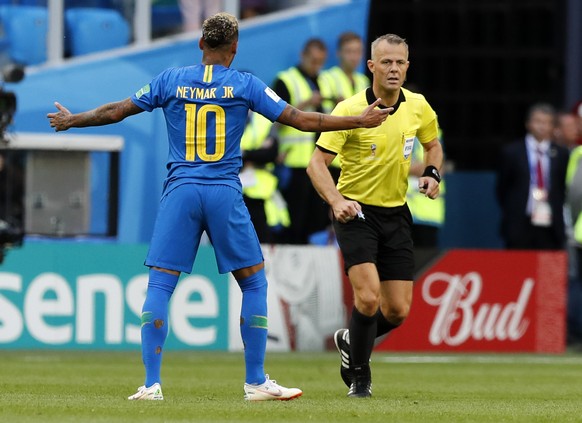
333;328;352;387
347;364;372;398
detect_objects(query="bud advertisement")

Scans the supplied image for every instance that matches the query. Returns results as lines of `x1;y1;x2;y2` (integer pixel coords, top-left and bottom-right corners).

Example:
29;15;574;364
376;250;567;353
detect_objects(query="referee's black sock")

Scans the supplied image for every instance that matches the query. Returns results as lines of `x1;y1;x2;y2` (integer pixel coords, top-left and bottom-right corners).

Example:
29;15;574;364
349;306;377;368
375;308;399;338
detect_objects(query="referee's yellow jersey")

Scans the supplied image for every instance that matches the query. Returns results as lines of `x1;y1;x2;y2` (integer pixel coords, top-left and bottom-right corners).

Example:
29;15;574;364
316;87;439;208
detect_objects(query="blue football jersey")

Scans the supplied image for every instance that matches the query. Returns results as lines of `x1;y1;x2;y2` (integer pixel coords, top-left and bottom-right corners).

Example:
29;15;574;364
131;64;287;192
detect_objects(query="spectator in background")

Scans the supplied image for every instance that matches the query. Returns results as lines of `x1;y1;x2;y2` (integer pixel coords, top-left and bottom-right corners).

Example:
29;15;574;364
407;135;446;250
319;31;370;113
573;101;582;145
272;38;330;244
240;111;290;243
497;103;570;250
240;0;269;19
178;0;220;32
564;143;582;347
554;111;580;150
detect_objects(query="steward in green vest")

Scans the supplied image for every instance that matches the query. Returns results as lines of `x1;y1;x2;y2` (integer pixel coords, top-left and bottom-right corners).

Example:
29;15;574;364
406;136;445;248
241;112;290;243
566;145;582;245
319;32;369;171
319;31;370;114
271;38;331;244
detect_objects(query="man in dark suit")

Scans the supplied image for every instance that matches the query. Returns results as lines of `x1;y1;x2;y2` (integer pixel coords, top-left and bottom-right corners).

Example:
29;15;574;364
497;103;570;250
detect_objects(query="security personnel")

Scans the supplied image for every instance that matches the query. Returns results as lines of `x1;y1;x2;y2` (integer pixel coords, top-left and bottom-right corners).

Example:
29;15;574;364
406;135;445;248
319;31;370;114
240;112;290;243
272;38;330;244
319;32;370;173
307;34;443;398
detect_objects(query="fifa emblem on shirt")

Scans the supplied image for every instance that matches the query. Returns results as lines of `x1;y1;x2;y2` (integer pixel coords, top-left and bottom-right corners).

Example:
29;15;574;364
370;144;377;157
403;137;415;160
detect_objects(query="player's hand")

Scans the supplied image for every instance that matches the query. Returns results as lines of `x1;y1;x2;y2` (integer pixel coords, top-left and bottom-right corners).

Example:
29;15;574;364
419;177;440;199
358;98;392;128
47;102;72;132
332;198;363;224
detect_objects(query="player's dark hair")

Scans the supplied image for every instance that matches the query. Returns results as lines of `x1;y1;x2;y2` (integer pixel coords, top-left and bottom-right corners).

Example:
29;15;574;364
202;12;239;49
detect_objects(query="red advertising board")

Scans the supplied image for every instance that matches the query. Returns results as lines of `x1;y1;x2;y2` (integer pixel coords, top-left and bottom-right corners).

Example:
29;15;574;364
375;250;567;353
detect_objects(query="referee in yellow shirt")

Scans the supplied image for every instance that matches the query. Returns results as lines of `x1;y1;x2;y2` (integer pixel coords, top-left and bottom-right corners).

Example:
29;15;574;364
307;34;443;398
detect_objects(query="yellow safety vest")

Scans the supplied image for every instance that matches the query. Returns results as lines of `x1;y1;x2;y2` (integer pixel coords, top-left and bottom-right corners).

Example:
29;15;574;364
319;66;369;114
566;146;582;243
240;113;290;228
276;67;320;168
406;138;445;227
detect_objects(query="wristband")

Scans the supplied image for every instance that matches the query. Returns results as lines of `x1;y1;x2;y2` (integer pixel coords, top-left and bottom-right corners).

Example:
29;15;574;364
422;165;441;183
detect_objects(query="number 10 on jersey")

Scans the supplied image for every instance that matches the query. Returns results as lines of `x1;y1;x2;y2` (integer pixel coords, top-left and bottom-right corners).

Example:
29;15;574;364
184;104;226;162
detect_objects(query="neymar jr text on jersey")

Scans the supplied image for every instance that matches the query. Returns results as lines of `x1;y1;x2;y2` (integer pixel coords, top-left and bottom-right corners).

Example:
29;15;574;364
175;86;235;100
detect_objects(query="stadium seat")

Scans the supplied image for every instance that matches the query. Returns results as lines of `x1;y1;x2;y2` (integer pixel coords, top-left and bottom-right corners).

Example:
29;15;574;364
18;0;115;6
151;3;182;36
65;8;130;56
2;5;47;65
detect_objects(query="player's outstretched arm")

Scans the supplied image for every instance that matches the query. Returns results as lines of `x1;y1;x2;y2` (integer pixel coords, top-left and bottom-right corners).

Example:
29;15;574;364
277;98;391;132
47;98;143;132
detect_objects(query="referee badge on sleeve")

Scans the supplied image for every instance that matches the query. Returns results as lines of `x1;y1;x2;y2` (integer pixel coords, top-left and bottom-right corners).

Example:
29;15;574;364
403;136;414;160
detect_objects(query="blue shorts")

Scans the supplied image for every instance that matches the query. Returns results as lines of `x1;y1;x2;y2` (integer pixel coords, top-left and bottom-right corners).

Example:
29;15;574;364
145;183;263;274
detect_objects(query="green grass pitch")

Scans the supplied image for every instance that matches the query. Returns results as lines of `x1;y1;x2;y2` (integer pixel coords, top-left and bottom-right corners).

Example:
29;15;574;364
1;351;581;422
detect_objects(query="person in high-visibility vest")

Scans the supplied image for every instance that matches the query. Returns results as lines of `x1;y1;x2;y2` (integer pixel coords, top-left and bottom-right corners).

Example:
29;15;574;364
564;142;582;345
319;31;370;114
272;38;331;244
407;134;445;248
240;111;290;243
319;31;370;173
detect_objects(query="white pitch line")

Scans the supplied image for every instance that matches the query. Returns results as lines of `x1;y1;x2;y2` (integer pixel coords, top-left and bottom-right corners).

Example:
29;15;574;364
376;355;582;365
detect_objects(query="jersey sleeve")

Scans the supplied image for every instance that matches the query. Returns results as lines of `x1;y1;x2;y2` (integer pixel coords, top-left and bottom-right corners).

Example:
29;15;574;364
131;69;172;112
416;97;439;143
316;101;351;154
247;74;287;122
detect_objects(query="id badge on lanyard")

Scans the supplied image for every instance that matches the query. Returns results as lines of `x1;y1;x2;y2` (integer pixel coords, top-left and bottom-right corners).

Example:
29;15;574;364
531;187;552;227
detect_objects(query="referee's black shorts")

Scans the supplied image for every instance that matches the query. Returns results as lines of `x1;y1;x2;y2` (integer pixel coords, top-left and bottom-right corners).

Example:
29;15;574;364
333;202;414;281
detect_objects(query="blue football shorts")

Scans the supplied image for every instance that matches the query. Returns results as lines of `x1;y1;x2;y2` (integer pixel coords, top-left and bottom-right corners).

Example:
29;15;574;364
145;182;263;274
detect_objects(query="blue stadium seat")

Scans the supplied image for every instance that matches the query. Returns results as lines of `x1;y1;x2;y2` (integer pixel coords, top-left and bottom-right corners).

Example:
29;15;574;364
2;5;47;65
18;0;115;6
65;8;130;56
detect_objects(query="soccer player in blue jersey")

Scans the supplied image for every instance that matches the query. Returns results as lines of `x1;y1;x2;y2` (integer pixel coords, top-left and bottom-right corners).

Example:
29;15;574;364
48;12;389;401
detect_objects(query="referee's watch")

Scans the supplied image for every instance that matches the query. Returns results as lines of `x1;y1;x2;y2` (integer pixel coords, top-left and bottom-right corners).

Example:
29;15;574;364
422;165;441;184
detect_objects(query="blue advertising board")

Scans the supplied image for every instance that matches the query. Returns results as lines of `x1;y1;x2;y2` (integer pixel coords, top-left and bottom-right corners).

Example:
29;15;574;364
0;243;229;350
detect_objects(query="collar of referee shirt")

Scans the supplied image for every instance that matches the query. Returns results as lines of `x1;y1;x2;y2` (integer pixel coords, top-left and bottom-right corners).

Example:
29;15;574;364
366;87;405;115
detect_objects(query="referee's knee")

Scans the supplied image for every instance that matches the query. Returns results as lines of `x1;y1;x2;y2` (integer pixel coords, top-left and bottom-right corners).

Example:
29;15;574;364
354;293;380;316
384;303;410;325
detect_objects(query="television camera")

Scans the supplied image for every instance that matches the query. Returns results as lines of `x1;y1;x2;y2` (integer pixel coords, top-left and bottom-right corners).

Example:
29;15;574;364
0;63;25;264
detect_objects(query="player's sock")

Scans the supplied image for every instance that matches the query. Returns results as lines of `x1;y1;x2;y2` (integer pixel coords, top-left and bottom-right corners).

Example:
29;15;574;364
375;308;399;338
141;268;178;387
238;268;268;385
349;306;377;369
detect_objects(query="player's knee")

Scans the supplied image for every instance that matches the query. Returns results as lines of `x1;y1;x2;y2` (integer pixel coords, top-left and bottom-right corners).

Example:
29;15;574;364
238;267;267;292
385;303;410;325
355;291;380;316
